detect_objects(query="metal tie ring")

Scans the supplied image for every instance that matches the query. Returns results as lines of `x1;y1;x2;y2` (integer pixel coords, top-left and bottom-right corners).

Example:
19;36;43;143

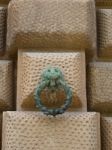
34;67;73;116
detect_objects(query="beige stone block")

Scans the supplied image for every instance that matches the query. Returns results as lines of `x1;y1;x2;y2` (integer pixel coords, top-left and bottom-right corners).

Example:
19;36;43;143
0;6;7;52
2;112;101;150
7;0;96;59
0;60;13;111
17;51;87;111
97;9;112;58
87;62;112;113
101;115;112;150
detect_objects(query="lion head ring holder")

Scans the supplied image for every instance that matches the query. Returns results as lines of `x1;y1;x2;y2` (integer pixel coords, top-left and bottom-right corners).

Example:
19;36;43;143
34;67;73;116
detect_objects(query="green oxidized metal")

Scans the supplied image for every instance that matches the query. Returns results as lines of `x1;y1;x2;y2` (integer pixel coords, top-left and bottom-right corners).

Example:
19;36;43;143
34;67;73;116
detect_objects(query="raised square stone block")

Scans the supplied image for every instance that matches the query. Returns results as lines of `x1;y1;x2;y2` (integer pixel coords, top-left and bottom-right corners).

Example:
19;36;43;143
7;0;96;58
17;51;87;111
2;112;100;150
97;9;112;58
87;62;112;113
0;61;13;111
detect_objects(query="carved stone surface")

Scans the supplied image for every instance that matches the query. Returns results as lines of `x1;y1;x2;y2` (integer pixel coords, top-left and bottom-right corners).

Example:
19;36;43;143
17;51;87;111
7;0;96;59
101;115;112;150
0;61;13;111
87;62;112;113
0;6;7;52
2;112;100;150
97;9;112;58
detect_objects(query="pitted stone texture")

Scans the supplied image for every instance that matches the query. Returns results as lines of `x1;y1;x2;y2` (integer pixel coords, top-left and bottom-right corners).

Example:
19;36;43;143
97;9;112;58
17;51;86;111
2;112;100;150
96;0;112;6
0;7;7;52
101;115;112;150
0;61;13;111
87;62;112;113
0;113;2;149
7;0;96;58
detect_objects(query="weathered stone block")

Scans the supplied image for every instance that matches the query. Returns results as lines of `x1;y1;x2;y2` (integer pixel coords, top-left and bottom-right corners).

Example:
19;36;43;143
2;112;100;150
0;61;13;111
17;51;87;111
101;115;112;150
87;62;112;113
7;0;96;59
97;9;112;58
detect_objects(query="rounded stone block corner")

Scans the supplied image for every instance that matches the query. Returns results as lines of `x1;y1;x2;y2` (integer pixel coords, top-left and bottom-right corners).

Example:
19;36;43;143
7;0;96;59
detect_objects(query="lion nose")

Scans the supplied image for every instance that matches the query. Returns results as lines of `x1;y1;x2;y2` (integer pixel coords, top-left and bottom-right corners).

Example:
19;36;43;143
50;80;56;87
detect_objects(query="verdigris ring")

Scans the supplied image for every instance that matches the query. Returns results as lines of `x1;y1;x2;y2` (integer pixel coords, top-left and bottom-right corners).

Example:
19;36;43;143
34;67;73;116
